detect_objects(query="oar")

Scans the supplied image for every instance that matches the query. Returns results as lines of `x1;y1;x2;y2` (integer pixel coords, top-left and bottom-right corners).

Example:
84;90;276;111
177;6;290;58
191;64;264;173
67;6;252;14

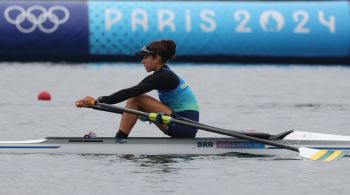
93;104;271;138
89;103;346;161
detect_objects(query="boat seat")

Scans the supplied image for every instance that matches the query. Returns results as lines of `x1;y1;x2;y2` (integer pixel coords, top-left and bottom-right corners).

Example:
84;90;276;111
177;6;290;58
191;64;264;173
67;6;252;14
269;130;294;140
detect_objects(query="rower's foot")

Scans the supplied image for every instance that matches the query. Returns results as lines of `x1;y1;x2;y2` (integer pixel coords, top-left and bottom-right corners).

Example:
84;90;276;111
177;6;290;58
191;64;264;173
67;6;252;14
115;131;128;138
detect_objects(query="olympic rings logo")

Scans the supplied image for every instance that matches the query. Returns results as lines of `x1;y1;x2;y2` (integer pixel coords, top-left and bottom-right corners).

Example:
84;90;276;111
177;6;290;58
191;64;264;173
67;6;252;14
4;5;70;33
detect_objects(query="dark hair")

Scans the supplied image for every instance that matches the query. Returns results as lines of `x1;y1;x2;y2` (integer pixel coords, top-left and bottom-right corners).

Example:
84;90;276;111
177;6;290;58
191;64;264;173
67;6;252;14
148;40;176;64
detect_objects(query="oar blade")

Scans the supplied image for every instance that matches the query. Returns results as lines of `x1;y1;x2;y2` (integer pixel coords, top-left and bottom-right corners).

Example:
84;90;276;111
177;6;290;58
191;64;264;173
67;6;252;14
299;147;346;161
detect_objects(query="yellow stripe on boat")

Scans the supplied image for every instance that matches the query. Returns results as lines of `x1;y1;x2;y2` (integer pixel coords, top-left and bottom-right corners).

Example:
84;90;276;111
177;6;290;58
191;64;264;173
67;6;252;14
310;150;328;160
324;150;344;161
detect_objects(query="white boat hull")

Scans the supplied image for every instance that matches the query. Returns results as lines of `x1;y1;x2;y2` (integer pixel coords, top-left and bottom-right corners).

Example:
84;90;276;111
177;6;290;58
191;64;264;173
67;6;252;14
0;131;350;156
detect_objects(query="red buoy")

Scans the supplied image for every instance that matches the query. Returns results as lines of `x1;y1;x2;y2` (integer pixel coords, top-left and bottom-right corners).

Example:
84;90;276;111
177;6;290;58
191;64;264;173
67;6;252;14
38;91;51;101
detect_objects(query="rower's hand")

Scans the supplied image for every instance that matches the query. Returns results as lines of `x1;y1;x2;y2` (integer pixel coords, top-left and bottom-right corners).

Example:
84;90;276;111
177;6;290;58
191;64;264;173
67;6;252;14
75;96;97;108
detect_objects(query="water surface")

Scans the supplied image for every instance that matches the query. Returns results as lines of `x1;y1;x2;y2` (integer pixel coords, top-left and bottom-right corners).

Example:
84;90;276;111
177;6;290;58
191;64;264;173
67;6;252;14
0;63;349;195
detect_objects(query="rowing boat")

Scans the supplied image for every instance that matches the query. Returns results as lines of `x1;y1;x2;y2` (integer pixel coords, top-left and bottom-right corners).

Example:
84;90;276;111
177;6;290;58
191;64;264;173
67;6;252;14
0;130;349;156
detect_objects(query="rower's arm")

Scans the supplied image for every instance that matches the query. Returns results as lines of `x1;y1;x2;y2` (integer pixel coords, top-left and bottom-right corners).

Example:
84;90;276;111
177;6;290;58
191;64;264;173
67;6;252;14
98;83;153;104
97;71;177;104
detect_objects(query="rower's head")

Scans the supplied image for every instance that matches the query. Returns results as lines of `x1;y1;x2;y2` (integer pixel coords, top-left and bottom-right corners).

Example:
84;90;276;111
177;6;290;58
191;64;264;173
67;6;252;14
136;40;176;72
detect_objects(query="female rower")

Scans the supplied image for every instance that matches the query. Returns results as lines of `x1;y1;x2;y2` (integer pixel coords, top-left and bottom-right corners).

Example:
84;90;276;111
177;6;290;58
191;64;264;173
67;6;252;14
75;40;199;138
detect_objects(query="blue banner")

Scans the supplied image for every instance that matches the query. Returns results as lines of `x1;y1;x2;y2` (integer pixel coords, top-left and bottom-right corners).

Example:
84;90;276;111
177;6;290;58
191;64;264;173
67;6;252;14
0;1;89;55
89;1;350;57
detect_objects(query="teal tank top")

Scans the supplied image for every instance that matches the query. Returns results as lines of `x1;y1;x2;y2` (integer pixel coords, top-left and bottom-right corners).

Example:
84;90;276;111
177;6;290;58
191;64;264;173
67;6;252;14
157;67;199;112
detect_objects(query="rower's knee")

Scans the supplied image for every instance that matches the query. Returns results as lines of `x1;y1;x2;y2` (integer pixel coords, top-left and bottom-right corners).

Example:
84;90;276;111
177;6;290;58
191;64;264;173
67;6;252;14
126;95;145;107
126;97;137;107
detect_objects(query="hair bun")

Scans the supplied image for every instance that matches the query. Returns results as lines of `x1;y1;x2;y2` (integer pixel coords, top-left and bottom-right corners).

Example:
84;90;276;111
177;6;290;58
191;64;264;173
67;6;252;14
161;40;176;60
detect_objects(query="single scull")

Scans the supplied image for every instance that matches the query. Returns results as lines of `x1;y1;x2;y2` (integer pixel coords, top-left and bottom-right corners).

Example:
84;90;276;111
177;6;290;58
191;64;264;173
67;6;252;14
0;131;349;159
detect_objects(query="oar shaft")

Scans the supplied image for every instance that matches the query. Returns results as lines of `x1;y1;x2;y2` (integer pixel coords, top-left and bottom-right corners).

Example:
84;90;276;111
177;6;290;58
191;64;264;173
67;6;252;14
94;103;299;152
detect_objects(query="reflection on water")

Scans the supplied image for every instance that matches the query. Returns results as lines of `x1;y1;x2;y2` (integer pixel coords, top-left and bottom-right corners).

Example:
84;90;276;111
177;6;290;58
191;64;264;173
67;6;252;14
121;154;198;174
74;152;290;162
120;153;275;163
77;152;320;172
76;153;286;175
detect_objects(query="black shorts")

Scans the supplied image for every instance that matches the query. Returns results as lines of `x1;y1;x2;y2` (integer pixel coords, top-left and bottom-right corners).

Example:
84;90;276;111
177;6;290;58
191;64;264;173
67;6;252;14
165;110;199;138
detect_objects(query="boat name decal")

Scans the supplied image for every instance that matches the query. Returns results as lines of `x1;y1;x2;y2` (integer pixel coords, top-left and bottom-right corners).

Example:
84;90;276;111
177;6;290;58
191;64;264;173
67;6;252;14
216;141;265;149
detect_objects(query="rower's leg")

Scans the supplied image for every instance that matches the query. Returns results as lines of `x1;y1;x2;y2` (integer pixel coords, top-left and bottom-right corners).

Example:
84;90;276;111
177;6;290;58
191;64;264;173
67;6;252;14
118;94;171;136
